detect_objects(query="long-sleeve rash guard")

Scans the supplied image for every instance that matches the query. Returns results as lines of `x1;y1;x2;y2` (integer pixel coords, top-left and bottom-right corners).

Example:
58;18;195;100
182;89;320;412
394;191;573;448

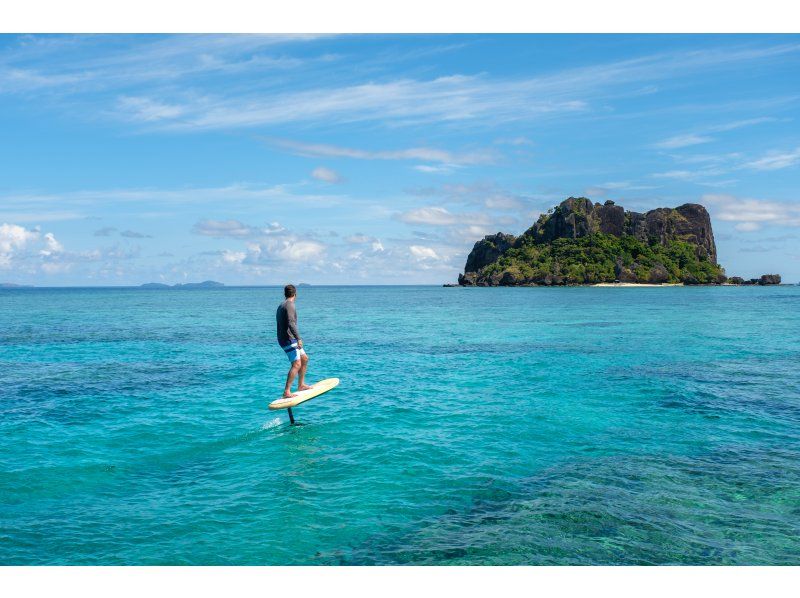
276;299;301;346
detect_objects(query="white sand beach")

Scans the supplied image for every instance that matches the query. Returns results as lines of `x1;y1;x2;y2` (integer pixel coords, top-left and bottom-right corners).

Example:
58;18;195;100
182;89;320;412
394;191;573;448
592;282;685;287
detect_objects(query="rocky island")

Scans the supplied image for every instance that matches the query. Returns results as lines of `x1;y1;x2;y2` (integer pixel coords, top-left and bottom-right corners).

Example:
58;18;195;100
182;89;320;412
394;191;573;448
457;197;779;286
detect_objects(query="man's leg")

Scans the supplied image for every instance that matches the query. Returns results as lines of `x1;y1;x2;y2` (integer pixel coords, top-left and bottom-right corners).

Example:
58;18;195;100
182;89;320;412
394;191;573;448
297;353;313;391
283;359;301;398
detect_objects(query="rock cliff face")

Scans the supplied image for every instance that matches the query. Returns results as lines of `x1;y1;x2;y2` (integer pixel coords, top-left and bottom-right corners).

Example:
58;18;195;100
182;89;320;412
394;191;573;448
459;197;725;286
463;233;516;274
520;198;717;263
758;274;782;285
728;274;782;286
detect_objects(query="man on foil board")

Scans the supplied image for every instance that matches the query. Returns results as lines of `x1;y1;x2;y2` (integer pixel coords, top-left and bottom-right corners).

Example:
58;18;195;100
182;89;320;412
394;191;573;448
276;284;314;399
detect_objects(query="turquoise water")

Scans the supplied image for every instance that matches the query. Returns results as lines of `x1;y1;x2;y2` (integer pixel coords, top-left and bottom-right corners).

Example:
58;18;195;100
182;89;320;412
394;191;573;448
1;285;799;565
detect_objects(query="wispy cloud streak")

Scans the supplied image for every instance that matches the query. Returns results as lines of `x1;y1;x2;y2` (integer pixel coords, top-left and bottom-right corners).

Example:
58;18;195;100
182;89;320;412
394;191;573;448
5;36;798;131
274;139;496;165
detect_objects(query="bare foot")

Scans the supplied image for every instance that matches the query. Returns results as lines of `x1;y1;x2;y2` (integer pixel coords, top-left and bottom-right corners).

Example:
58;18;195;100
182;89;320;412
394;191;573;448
297;384;315;391
282;392;298;399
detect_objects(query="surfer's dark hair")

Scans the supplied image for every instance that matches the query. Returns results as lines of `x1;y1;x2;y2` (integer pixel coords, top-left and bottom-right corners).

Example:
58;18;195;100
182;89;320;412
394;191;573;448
284;284;296;298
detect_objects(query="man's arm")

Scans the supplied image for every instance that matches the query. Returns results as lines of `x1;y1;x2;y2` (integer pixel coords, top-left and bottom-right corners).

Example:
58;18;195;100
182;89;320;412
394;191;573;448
286;301;301;342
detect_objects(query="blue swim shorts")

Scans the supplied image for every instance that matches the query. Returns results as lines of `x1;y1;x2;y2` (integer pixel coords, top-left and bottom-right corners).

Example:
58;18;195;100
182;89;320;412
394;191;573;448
280;338;307;363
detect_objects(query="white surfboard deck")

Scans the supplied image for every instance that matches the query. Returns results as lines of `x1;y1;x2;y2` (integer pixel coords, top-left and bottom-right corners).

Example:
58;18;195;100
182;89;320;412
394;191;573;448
268;378;340;410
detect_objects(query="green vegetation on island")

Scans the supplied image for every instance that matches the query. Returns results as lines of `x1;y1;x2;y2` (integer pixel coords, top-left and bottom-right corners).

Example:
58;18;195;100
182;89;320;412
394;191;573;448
482;233;725;285
459;197;732;286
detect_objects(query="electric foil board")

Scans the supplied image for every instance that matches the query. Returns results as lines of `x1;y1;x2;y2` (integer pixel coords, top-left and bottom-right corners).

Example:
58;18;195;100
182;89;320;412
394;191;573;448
269;378;339;423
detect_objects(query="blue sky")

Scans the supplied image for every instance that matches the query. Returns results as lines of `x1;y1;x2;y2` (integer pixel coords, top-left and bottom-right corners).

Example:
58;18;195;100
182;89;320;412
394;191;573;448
1;33;799;285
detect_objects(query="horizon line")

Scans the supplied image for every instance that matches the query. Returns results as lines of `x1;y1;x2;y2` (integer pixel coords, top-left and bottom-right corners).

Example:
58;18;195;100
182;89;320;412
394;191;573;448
0;283;455;288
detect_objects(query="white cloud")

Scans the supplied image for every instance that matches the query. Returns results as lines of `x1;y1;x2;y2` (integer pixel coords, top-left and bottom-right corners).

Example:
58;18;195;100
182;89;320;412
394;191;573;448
398;206;467;226
396;203;513;249
279;240;326;261
399;207;454;226
117;96;185;122
651;142;800;185
0;222;130;275
4;35;800;134
0;34;332;94
40;232;63;256
484;194;523;210
221;250;246;263
652;167;727;181
0;222;39;255
652;170;696;180
108;42;800;132
709;117;777;132
654;134;714;149
413;164;455;174
0;210;84;223
745;147;800;171
407;182;535;212
0;66;89;93
126;76;589;131
0;183;343;212
276;139;495;166
0;223;67;270
495;136;534;146
192;219;261;238
40;262;69;274
345;234;371;244
584;181;657;196
653;118;777;152
302;238;459;280
703;193;800;231
409;245;439;260
668;152;743;165
345;234;385;253
195;217;329;269
192;219;285;238
238;238;326;265
311;166;342;183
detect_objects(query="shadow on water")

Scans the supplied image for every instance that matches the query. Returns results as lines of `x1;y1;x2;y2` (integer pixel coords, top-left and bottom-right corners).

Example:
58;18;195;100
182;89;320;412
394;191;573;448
327;445;800;565
607;354;800;425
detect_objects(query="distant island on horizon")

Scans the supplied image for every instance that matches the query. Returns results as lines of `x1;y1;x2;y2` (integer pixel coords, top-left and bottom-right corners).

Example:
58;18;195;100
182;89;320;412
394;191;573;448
139;280;225;289
455;197;782;287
